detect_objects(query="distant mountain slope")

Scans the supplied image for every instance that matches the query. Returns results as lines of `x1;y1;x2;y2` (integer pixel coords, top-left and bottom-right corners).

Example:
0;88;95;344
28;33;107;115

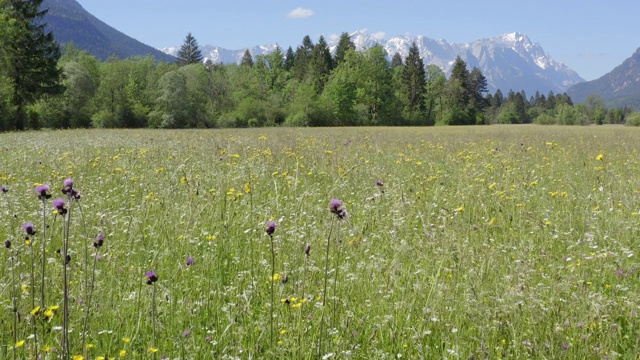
42;0;174;62
567;47;640;108
161;30;584;95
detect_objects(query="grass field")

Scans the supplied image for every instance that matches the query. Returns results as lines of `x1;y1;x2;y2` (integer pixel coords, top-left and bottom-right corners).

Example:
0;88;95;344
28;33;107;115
1;125;640;359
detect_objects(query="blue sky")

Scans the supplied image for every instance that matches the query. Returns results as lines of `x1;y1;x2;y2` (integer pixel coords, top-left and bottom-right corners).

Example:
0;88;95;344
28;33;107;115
75;0;640;81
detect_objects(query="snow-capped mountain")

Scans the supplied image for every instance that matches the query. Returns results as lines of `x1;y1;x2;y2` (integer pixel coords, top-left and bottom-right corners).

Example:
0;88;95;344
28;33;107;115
160;30;584;95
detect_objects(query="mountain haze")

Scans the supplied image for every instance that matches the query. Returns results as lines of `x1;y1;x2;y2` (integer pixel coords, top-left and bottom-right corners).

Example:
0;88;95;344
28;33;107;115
567;47;640;108
42;0;174;62
161;30;584;95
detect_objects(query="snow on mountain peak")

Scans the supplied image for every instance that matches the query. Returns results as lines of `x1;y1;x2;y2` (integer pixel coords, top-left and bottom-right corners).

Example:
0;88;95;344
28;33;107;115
159;29;584;94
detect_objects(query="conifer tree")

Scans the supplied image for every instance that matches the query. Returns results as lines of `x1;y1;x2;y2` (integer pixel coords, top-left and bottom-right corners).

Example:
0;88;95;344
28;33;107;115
3;0;63;129
241;49;253;67
401;42;426;115
284;46;295;71
309;35;332;92
176;32;203;67
333;32;355;67
391;52;403;68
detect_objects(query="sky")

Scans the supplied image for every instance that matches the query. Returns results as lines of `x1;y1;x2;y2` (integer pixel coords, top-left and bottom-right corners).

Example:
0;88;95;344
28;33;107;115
75;0;640;81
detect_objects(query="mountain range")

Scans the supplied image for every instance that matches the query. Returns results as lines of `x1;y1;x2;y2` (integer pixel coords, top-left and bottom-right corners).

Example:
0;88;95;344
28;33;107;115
160;30;584;96
42;0;174;62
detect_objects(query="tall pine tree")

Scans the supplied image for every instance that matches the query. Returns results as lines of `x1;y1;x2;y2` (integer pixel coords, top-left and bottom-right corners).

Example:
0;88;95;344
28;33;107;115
333;32;355;67
401;42;426;119
3;0;63;130
176;32;203;67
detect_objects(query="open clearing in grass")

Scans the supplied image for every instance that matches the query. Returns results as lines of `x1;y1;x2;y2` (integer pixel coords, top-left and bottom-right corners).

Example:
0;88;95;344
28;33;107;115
1;125;640;359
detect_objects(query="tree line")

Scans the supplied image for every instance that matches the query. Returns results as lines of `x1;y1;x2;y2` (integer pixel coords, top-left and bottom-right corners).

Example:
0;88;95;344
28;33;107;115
0;4;633;130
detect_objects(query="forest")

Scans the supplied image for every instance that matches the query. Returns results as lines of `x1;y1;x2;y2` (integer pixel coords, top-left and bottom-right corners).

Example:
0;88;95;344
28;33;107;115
0;4;633;131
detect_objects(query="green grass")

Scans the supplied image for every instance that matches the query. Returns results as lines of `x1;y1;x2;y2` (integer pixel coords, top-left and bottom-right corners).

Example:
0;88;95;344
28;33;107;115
1;125;640;359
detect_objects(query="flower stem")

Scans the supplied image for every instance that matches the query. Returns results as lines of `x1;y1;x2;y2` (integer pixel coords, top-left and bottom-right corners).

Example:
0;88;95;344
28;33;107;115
317;217;335;357
269;234;275;349
81;245;100;357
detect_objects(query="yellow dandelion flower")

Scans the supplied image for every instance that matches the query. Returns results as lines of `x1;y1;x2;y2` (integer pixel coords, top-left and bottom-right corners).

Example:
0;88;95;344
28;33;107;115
148;347;158;353
243;182;251;194
96;357;105;360
119;349;126;357
44;309;54;319
73;355;84;360
122;337;131;343
86;344;94;349
25;239;31;246
271;273;281;282
596;153;604;161
21;284;28;293
292;302;302;309
44;346;52;352
31;306;41;316
15;340;25;348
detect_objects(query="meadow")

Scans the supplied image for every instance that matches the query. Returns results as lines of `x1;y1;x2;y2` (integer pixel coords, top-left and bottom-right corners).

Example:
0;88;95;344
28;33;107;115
1;125;639;359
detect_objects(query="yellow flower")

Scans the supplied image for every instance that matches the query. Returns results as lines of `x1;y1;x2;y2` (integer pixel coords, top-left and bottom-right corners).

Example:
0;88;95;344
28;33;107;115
15;340;25;348
44;309;54;319
122;337;131;343
73;355;84;360
271;273;281;282
86;344;94;349
596;153;604;161
31;306;41;316
488;217;496;226
279;329;287;335
148;347;158;353
243;182;251;194
119;349;126;357
96;356;106;360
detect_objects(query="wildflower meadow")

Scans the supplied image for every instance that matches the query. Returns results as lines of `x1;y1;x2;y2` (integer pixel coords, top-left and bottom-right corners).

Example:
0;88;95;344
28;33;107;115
1;125;640;359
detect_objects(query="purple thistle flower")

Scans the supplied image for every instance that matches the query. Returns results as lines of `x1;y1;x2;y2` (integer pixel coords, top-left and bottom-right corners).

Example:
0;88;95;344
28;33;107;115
61;178;75;196
52;198;67;215
186;256;194;266
36;184;51;200
4;239;10;249
375;180;384;187
93;234;104;248
329;199;347;219
22;222;36;236
0;185;7;193
145;270;158;285
329;199;343;213
265;221;277;236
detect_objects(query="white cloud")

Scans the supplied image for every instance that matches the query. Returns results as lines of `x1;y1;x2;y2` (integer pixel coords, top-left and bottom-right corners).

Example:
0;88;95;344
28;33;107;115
287;7;314;19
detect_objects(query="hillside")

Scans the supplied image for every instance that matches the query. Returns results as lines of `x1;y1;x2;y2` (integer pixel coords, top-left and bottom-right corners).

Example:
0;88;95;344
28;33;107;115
42;0;175;62
567;47;640;108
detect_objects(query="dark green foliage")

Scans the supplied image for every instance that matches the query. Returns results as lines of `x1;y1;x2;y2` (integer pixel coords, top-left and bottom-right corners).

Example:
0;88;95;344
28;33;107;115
333;32;355;67
176;32;203;67
2;0;64;129
391;52;403;68
401;42;426;118
241;49;253;67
